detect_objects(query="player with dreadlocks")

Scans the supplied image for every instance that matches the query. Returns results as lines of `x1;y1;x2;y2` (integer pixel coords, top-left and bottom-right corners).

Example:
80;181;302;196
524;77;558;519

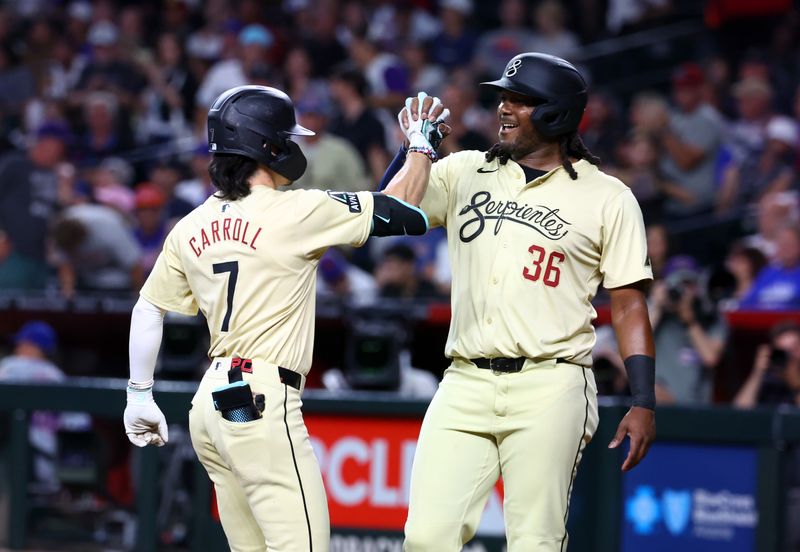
379;52;657;550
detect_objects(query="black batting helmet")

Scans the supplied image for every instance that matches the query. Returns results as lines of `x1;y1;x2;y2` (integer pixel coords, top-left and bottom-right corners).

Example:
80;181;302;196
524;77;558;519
481;53;587;138
207;85;314;181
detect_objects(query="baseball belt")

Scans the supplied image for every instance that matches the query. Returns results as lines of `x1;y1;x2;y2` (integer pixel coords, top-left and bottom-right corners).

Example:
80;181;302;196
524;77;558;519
277;366;302;390
471;357;567;373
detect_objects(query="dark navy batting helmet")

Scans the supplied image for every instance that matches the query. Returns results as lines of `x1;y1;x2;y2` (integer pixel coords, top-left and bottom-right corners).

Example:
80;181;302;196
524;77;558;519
207;85;314;181
481;53;587;138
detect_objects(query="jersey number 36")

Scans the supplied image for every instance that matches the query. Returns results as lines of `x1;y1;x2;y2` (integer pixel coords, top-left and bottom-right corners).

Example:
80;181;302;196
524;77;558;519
522;244;564;288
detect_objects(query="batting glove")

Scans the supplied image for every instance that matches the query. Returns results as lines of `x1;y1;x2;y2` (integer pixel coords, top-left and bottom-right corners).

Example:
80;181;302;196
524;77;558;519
397;92;450;152
124;381;168;447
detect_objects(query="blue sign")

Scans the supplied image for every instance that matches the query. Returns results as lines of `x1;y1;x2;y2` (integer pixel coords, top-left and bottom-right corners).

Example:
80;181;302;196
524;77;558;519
621;443;758;552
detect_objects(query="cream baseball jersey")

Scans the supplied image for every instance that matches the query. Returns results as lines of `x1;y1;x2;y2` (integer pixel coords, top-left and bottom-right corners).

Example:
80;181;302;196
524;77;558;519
421;152;652;366
140;185;374;375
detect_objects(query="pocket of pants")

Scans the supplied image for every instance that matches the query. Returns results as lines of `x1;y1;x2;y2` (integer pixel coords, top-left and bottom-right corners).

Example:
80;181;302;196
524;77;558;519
216;416;270;483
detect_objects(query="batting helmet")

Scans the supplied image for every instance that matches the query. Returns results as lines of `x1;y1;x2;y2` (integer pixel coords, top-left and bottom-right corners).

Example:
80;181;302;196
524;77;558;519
481;53;587;138
207;85;314;181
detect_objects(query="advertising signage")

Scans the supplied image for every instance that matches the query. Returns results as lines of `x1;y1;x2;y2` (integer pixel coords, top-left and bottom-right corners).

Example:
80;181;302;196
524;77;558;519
305;415;506;541
621;443;759;552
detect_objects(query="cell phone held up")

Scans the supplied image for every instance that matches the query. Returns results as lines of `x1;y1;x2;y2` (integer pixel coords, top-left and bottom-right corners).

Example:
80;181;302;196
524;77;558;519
212;381;265;423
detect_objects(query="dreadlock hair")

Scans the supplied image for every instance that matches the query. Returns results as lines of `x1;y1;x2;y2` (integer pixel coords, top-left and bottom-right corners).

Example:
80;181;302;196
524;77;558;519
559;132;601;179
485;132;601;180
208;154;259;201
485;143;511;165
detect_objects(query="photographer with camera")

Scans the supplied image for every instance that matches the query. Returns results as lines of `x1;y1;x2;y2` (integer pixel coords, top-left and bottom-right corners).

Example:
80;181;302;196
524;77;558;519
649;256;728;405
733;321;800;408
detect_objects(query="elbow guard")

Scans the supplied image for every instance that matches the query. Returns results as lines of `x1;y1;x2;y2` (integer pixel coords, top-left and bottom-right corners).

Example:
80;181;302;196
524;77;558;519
370;193;429;237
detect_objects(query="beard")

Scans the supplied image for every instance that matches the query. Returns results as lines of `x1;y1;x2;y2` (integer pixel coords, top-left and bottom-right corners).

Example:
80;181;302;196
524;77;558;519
499;131;542;161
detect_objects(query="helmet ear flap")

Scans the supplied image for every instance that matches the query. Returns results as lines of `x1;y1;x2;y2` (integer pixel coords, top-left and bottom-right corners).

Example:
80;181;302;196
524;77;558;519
531;101;582;138
530;103;565;138
267;139;308;182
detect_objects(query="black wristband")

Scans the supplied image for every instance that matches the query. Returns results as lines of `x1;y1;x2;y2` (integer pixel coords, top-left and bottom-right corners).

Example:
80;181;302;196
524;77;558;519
624;354;656;410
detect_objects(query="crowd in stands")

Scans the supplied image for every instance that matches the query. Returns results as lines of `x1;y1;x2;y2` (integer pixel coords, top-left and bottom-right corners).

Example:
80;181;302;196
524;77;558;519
2;0;800;405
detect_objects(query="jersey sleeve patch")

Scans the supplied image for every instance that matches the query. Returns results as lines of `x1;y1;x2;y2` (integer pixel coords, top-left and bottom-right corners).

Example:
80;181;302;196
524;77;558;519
326;191;362;213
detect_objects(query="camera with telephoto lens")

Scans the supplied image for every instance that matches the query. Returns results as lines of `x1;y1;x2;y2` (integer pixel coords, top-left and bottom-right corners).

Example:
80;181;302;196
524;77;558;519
767;348;790;375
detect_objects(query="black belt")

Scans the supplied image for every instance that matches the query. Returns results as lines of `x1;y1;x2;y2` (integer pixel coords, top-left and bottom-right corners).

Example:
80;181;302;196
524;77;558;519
471;357;567;373
227;362;303;390
278;367;303;390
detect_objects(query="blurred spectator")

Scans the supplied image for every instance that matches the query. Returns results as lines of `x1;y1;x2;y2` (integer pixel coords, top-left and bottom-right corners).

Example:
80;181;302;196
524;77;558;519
348;32;409;109
283;46;329;105
22;17;57;88
51;203;143;297
328;65;390;183
0;321;65;492
402;42;446;98
302;6;348;77
472;0;536;78
148;159;194;222
580;90;625;168
733;321;800;408
337;1;369;47
175;145;214;207
638;64;723;219
646;223;671;279
437;74;492;157
132;183;167;274
64;1;93;46
90;156;136;216
74;91;135;168
0;42;36;118
0;123;69;290
185;6;226;63
726;77;773;165
739;224;800;310
0;321;60;380
649;256;727;405
717;115;798;214
701;55;736;118
375;244;443;300
366;2;440;54
291;94;368;193
136;31;198;146
118;5;150;64
43;37;88;102
528;0;580;60
70;21;145;109
317;248;377;306
614;131;666;222
195;23;274;110
427;0;478;70
722;241;768;309
744;191;800;260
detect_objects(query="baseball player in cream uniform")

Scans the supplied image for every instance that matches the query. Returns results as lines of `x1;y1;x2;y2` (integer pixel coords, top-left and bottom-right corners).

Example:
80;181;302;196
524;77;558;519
400;54;658;551
122;86;448;552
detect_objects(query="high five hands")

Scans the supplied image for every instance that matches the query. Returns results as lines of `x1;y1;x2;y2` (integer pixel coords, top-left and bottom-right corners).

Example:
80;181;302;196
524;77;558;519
397;92;451;155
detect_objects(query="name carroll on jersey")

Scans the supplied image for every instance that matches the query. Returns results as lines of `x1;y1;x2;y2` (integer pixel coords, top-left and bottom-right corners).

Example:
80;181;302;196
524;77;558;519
188;216;263;257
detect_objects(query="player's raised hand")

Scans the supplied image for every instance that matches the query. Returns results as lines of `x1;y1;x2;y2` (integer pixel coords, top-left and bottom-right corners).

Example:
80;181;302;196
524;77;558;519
397;92;450;153
608;406;655;471
124;385;169;447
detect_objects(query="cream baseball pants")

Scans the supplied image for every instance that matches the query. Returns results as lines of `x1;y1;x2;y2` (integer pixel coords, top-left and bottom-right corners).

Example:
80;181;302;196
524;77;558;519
404;358;599;552
189;358;329;552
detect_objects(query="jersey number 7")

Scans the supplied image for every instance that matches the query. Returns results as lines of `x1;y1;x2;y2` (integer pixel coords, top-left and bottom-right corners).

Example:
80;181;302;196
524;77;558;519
213;261;239;331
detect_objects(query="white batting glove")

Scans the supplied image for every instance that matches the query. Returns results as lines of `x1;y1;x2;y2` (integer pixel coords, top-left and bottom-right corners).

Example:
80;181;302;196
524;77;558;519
124;383;168;447
397;92;449;151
